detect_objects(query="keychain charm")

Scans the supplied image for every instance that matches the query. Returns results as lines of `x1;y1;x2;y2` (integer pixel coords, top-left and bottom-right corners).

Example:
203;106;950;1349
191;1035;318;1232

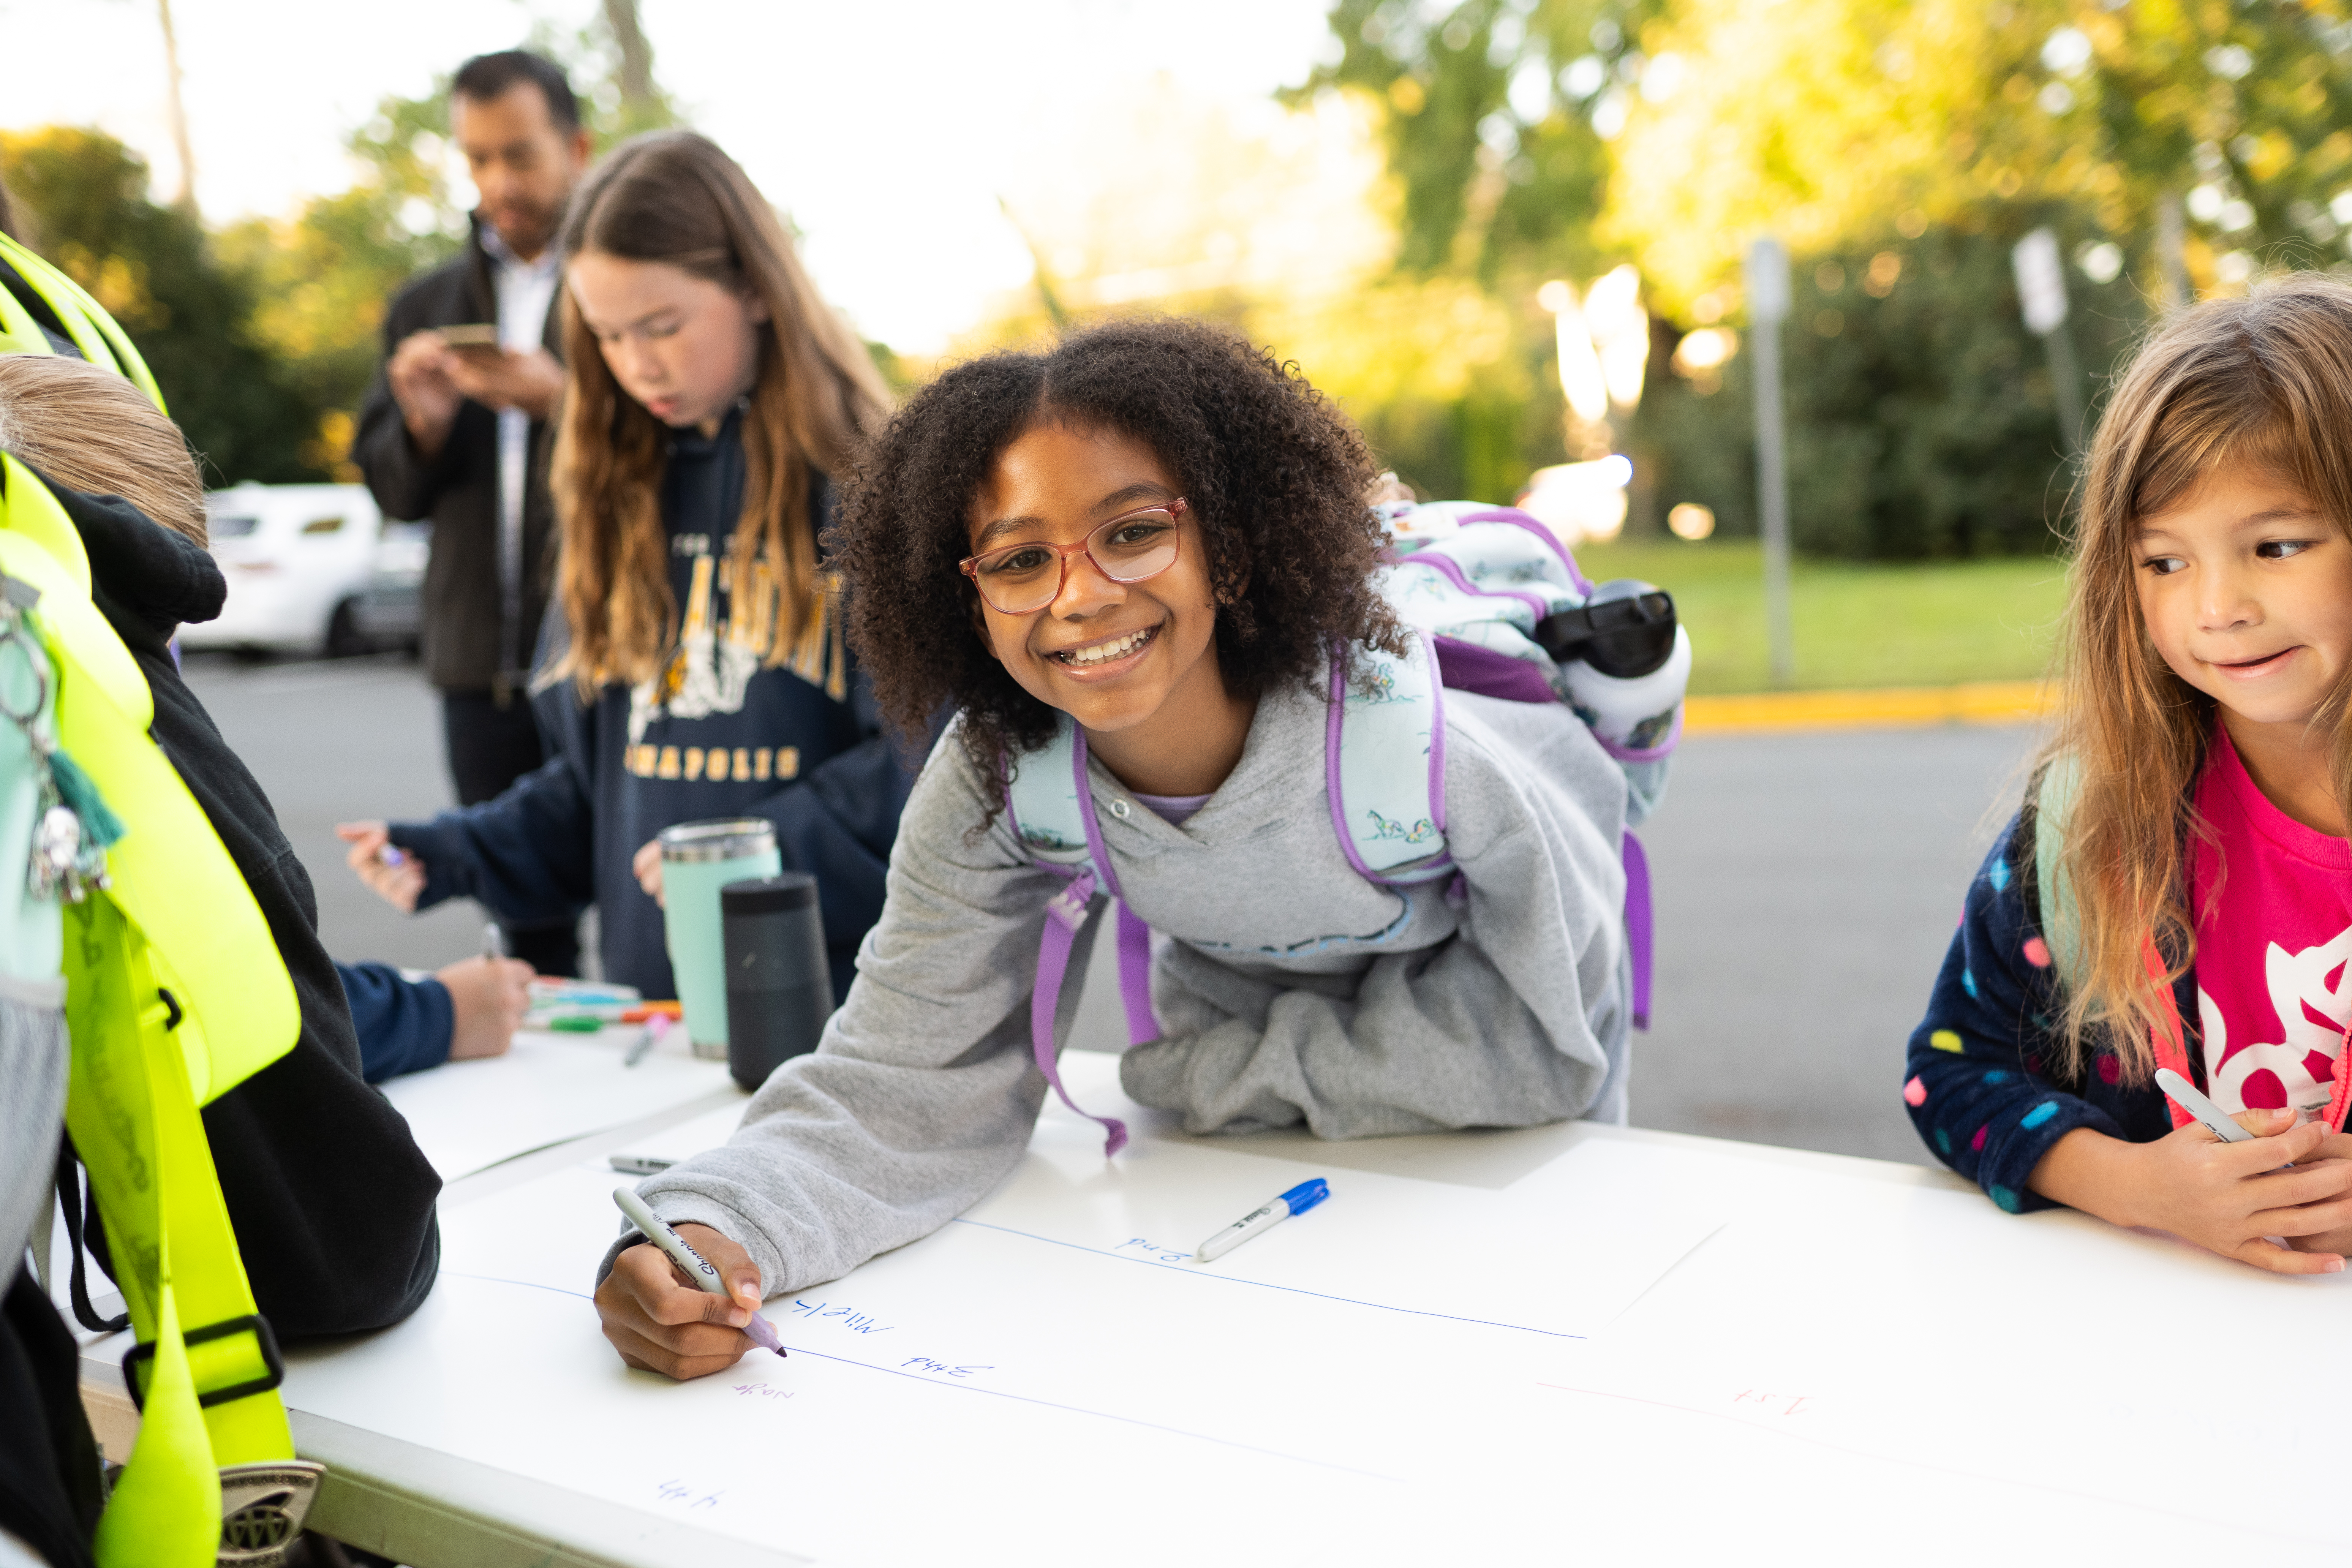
0;575;122;902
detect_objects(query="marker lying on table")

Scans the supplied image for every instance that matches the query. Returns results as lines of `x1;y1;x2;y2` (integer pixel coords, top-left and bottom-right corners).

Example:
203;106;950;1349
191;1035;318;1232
1194;1178;1329;1264
612;1186;785;1357
622;1012;669;1067
2155;1067;2293;1166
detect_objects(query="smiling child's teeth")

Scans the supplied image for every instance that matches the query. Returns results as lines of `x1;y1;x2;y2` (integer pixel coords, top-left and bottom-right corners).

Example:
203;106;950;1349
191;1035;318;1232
1064;628;1149;665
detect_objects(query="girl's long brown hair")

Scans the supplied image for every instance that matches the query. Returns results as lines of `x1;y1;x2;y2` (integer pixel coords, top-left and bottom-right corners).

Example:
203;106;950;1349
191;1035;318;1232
2055;273;2352;1080
546;131;889;696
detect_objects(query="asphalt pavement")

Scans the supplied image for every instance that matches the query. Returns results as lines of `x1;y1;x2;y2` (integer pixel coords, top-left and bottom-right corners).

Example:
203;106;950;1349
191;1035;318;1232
182;651;2038;1168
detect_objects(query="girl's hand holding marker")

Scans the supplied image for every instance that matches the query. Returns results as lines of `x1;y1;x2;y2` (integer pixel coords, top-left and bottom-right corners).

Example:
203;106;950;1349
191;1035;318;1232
601;1189;779;1379
337;820;423;912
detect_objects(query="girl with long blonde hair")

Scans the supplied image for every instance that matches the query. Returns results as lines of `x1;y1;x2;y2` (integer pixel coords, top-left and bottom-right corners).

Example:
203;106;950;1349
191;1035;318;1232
1906;273;2352;1273
341;131;903;1001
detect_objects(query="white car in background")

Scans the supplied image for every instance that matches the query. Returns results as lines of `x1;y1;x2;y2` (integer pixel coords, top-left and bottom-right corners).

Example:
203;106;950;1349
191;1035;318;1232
182;482;395;658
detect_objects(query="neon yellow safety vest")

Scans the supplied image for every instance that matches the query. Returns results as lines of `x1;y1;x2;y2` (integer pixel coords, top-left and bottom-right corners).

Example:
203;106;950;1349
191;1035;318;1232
1;236;314;1565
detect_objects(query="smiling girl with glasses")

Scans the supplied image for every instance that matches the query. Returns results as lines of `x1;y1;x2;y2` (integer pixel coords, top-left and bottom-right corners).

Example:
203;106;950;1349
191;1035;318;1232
593;317;1648;1378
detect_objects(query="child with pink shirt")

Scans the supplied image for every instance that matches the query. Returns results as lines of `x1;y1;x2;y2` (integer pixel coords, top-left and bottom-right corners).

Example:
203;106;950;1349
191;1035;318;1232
1905;275;2352;1273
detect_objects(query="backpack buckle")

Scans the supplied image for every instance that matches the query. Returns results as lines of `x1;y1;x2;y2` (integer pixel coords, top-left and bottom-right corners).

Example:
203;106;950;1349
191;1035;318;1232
122;1312;285;1412
1046;867;1096;932
217;1459;325;1566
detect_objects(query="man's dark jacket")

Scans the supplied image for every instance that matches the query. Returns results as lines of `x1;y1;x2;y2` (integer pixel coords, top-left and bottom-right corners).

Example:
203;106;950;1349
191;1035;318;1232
353;220;561;693
0;479;444;1567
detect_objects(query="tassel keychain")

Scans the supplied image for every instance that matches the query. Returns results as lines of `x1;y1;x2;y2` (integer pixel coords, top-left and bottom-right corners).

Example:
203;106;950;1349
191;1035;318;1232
0;575;123;902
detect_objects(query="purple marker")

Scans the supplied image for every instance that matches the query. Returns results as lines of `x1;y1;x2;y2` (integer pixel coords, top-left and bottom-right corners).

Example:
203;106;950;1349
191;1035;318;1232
612;1187;785;1357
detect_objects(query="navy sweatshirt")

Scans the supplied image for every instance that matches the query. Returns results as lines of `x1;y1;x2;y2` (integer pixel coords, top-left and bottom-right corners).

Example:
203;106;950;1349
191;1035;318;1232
1904;805;2185;1209
387;412;918;1000
337;961;454;1083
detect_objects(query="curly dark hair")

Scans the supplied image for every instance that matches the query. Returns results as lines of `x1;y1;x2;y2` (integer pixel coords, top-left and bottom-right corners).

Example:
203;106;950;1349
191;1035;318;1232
831;316;1405;790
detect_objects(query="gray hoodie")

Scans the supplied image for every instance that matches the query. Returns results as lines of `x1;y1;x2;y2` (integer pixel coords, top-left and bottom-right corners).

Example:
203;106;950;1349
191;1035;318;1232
617;668;1636;1298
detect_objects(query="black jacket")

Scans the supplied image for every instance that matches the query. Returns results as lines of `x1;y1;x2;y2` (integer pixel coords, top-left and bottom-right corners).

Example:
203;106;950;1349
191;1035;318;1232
352;218;561;693
0;480;444;1567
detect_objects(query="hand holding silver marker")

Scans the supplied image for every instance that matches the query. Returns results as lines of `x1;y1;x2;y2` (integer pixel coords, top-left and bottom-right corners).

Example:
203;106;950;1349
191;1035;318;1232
612;1187;785;1357
2156;1067;2295;1167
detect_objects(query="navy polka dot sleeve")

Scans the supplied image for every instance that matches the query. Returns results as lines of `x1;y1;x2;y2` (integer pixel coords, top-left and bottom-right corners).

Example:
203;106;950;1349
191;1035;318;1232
1903;811;2173;1212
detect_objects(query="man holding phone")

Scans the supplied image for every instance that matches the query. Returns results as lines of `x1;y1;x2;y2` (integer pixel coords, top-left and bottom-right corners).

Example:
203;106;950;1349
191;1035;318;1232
355;48;591;974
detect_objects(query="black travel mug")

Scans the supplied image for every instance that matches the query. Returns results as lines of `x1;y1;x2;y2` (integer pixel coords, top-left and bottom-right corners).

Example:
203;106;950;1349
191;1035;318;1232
720;873;834;1092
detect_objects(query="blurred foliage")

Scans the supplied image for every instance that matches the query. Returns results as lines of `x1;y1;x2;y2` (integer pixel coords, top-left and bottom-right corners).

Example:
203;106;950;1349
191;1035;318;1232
0;127;317;485
1285;0;2352;560
2;3;681;488
214;91;469;479
1285;0;1659;280
1604;0;2352;311
1637;209;2148;559
222;15;681;481
961;85;1568;499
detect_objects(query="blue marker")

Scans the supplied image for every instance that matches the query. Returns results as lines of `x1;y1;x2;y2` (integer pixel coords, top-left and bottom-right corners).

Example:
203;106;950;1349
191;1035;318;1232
1194;1179;1329;1263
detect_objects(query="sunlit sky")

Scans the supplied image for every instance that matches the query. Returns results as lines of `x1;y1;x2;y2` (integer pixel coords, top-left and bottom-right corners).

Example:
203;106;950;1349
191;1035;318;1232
1;0;1341;352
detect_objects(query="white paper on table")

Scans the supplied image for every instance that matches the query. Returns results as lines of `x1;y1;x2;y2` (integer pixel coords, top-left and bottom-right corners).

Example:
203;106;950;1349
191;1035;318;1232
298;1062;1731;1568
287;1051;2352;1566
378;1025;740;1180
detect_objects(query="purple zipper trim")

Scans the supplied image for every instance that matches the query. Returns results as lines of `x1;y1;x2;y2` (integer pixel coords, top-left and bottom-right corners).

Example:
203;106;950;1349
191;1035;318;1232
1325;653;1380;883
1450;508;1596;596
1326;640;1454;889
1403;549;1555;632
1596;706;1682;763
1422;632;1448;835
1623;830;1652;1029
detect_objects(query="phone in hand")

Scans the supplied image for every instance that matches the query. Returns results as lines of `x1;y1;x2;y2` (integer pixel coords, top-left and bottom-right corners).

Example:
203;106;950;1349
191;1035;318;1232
438;323;506;362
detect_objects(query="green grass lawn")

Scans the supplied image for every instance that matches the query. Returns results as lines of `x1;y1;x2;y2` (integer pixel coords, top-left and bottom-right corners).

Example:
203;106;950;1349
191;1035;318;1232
1570;539;2071;695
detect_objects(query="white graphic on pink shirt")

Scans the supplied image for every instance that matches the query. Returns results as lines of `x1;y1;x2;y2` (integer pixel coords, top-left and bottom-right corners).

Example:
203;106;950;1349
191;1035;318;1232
2190;726;2351;1124
2198;925;2352;1121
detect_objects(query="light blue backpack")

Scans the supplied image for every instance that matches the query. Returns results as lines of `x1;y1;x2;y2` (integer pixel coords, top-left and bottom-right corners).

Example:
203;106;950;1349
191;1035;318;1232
1005;503;1687;1154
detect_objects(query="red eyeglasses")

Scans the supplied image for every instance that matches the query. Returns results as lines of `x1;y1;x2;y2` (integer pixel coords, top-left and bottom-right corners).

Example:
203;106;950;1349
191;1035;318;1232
958;499;1188;615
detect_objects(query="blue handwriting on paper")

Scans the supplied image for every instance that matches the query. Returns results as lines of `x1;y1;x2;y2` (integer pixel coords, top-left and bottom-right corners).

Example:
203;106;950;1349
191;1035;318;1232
784;1298;893;1334
1114;1236;1193;1264
654;1479;723;1511
731;1381;793;1401
900;1356;994;1378
787;1296;995;1381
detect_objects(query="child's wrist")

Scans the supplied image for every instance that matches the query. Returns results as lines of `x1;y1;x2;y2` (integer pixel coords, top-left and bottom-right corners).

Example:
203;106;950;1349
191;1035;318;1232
2028;1126;2144;1227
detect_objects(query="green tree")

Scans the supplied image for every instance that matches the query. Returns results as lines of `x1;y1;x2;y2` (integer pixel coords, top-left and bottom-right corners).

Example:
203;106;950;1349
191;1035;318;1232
1640;212;2147;559
1288;0;1657;280
0;126;318;485
220;14;682;478
2051;0;2352;290
214;89;468;476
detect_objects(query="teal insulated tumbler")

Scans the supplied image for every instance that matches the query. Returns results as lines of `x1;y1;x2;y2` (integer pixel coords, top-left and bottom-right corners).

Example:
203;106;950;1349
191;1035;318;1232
658;818;782;1057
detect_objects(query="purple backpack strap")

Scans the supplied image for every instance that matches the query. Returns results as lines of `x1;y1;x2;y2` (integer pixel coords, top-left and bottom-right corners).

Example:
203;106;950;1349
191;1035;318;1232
1028;863;1127;1156
1006;723;1159;1158
1622;830;1652;1030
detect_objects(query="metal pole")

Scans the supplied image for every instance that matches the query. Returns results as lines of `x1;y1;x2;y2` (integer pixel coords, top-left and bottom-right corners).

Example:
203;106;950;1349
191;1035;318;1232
1745;236;1794;687
156;0;199;221
1753;317;1793;685
2156;192;2188;314
2042;325;2086;456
